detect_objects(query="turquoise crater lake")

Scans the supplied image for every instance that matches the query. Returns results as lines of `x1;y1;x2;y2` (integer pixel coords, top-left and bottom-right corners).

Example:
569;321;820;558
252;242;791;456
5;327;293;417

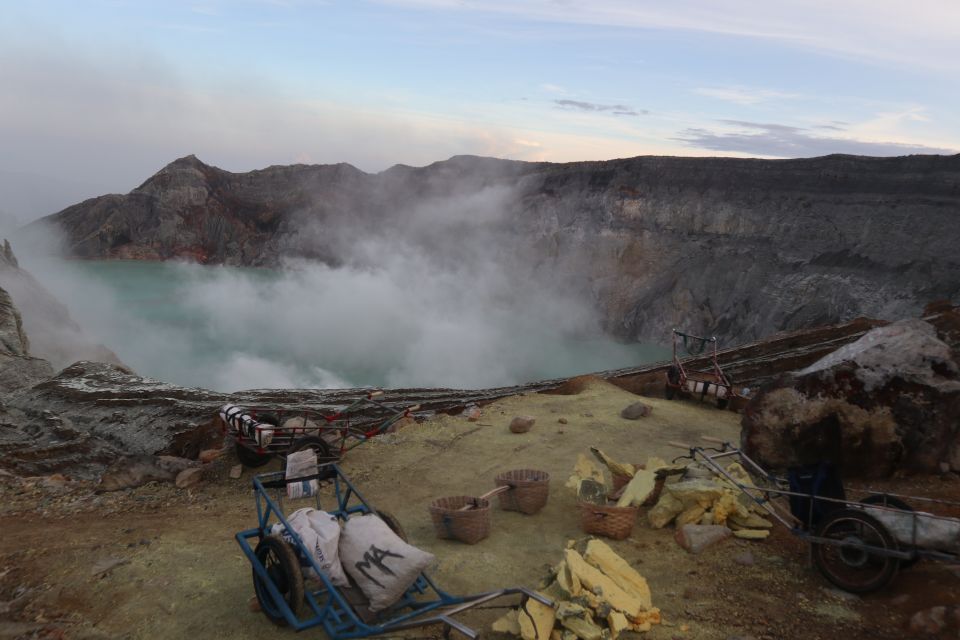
30;260;669;392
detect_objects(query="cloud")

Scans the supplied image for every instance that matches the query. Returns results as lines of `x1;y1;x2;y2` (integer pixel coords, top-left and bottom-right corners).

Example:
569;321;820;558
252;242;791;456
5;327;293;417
694;87;799;106
674;120;958;158
554;99;647;116
380;1;960;72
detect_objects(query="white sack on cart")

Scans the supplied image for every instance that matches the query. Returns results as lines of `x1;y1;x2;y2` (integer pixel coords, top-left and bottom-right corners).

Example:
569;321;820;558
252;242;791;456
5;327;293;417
271;508;349;586
286;449;319;499
219;404;274;448
339;514;435;612
862;506;960;551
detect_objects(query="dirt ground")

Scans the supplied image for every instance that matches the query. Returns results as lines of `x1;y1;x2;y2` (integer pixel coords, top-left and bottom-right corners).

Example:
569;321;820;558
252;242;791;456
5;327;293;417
1;378;958;639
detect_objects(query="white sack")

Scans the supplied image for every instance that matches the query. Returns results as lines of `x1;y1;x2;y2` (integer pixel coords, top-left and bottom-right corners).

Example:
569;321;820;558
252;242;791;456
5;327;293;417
286;449;318;499
338;514;435;612
271;507;349;586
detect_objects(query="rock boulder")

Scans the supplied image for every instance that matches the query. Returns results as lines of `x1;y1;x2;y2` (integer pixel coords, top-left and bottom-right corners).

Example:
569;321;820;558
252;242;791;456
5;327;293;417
742;318;960;477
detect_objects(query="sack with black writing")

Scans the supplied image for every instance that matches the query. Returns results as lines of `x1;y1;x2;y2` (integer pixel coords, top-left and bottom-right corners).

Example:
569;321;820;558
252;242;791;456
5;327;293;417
338;513;435;612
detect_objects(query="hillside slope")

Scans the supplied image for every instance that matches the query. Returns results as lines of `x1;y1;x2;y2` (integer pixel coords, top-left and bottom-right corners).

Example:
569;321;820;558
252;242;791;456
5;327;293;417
32;153;960;343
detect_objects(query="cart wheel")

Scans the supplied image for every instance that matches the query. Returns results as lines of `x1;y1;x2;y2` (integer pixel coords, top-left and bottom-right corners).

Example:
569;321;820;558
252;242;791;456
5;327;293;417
860;494;912;511
253;536;304;625
665;384;676;400
287;436;338;464
811;508;900;593
236;444;273;468
716;397;728;410
375;509;408;542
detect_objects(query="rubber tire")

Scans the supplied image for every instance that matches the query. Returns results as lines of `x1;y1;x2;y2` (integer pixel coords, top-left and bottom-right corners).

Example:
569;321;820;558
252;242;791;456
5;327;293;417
811;508;900;593
665;384;676;400
716;397;728;410
860;494;913;512
236;444;273;468
375;509;408;542
287;435;338;464
253;536;304;625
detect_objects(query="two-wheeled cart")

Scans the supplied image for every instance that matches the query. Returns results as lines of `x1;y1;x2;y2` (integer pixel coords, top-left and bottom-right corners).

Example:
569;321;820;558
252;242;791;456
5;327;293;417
664;330;736;409
669;437;960;593
219;391;420;468
236;463;551;638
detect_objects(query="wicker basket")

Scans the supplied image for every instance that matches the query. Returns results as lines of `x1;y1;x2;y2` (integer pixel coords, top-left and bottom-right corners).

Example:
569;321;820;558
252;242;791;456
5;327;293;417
494;469;550;515
429;496;492;544
578;502;638;540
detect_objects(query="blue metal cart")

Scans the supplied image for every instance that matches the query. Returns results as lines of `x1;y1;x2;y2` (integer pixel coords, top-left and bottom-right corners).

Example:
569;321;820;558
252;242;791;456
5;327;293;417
236;463;550;638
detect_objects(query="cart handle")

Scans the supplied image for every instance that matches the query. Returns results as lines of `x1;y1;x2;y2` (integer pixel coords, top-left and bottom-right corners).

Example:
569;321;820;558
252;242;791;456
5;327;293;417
701;436;727;445
405;404;421;413
367;390;385;399
667;440;693;450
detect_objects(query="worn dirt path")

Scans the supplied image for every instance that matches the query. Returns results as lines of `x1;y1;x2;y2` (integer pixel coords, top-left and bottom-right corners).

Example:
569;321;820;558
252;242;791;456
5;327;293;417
1;379;957;639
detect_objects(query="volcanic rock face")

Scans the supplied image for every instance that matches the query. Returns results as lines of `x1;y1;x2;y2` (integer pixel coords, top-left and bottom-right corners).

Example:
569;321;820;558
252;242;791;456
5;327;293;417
32;153;960;344
741;317;960;477
0;240;123;370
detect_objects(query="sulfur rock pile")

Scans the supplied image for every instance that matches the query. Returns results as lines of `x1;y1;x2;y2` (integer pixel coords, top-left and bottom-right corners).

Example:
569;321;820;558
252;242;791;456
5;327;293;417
645;461;773;539
491;539;661;640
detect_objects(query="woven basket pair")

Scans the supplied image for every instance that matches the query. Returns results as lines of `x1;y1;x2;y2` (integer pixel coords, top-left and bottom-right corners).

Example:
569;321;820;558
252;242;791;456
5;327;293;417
429;468;551;544
494;469;550;515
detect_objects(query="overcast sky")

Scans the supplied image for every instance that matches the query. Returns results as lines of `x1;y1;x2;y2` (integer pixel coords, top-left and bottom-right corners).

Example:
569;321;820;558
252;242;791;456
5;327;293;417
2;0;959;222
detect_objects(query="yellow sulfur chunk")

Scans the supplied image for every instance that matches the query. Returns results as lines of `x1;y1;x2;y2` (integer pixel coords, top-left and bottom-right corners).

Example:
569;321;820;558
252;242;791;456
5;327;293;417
492;610;522;636
607;611;629;640
564;550;644;618
616;468;657;507
567;454;605;492
583;539;653;611
733;529;770;540
519;595;556;640
676;505;706;528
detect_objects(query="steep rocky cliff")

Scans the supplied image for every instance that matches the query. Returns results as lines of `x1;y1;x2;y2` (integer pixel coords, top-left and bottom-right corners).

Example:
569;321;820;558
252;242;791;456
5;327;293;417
32;153;960;344
0;240;124;370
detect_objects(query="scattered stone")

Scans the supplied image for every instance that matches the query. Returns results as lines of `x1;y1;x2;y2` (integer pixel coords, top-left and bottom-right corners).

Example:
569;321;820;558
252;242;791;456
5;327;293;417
98;455;200;492
732;551;755;566
620;402;652;420
229;464;243;479
510;416;536;433
41;474;69;489
462;404;482;422
175;467;204;489
909;605;947;634
582;413;593;418
91;557;129;577
821;587;861;603
199;448;224;464
674;524;731;554
558;418;568;424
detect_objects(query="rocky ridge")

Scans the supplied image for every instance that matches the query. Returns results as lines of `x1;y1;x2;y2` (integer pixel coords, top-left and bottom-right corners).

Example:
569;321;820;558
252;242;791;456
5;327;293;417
30;153;960;344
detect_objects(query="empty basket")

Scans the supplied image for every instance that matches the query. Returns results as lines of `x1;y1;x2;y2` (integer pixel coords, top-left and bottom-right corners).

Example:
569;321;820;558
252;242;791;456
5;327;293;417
494;469;550;515
578;502;638;540
429;496;492;544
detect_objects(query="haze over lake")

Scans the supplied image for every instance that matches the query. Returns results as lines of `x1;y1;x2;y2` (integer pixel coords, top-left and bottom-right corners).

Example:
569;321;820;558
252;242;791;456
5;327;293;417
28;260;668;392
